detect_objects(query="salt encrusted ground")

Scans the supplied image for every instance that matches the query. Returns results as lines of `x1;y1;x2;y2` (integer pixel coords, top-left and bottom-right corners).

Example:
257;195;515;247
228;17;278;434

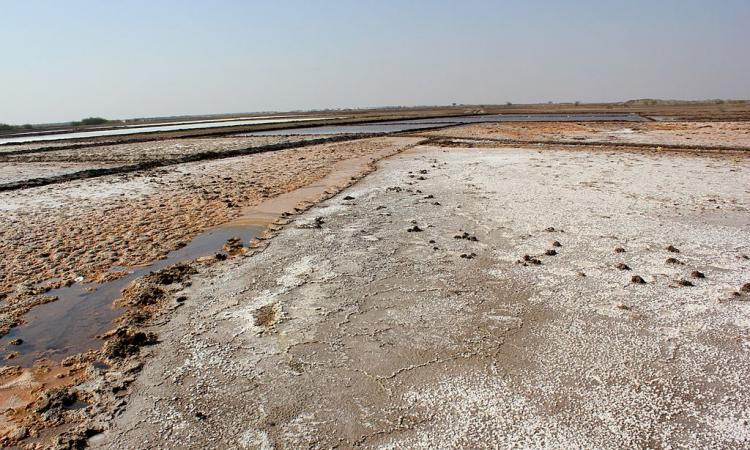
0;138;415;339
425;121;750;149
98;144;750;449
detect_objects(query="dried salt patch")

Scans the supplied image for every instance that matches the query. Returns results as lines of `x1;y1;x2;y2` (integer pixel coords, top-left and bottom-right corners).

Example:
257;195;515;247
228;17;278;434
487;267;505;278
396;373;593;449
277;256;317;289
704;414;750;444
239;429;273;449
483;314;522;330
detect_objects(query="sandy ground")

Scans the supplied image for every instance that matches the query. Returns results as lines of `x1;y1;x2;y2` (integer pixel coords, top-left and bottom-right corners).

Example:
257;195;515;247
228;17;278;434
94;144;750;448
425;121;750;148
0;137;416;339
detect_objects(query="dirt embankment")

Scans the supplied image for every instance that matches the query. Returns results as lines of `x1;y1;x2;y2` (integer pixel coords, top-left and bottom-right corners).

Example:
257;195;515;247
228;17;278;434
0;135;369;192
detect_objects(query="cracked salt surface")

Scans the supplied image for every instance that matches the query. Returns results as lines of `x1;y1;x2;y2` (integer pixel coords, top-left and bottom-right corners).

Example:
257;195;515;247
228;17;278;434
99;145;749;449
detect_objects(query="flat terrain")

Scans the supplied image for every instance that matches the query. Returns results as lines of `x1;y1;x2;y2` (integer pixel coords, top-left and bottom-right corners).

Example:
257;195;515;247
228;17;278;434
0;114;748;448
0;137;414;340
97;144;750;448
425;121;750;149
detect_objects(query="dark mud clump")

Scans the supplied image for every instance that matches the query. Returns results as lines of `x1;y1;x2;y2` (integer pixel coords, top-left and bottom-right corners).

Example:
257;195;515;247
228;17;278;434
254;304;277;327
223;236;245;255
691;271;706;279
343;195;355;201
407;225;423;232
552;241;562;247
631;275;646;284
144;263;197;286
122;284;166;307
741;283;750;293
616;263;631;271
460;253;477;259
666;245;680;253
454;231;478;241
103;328;158;359
666;257;682;265
545;249;557;256
677;279;694;287
35;388;79;419
54;427;103;450
614;247;626;253
117;263;197;326
519;255;542;265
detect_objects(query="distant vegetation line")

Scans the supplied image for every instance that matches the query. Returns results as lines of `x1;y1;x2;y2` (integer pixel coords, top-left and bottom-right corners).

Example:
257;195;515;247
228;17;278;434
70;117;110;126
0;123;34;131
2;98;748;130
0;117;111;133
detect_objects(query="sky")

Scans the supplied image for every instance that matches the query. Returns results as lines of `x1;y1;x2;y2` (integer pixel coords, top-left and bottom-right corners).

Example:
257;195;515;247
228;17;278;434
1;0;749;124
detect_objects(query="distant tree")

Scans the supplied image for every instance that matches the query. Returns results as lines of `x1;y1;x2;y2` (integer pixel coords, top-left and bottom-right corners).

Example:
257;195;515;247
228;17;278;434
22;124;33;129
72;117;109;126
574;101;580;106
506;102;512;106
0;123;16;131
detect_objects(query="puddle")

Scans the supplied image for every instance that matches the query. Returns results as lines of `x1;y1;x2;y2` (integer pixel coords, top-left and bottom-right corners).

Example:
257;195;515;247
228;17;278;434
0;144;400;368
0;225;264;367
64;400;89;411
92;360;110;370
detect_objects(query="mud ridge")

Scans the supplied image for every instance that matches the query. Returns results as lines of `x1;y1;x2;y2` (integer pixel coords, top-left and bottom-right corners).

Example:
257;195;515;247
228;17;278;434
0;135;370;192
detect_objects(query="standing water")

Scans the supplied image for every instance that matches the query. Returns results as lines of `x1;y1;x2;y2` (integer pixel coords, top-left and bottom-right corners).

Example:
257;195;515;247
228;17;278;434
1;225;264;367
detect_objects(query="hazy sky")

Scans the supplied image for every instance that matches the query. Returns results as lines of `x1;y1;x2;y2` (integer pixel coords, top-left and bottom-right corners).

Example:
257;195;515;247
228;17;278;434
2;0;749;124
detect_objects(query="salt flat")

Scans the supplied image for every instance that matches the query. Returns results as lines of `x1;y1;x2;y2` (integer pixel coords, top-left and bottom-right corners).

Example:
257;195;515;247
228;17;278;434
98;144;750;449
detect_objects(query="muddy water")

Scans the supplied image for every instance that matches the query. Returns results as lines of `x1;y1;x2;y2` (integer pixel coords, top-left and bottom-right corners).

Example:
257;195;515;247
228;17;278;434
1;225;264;367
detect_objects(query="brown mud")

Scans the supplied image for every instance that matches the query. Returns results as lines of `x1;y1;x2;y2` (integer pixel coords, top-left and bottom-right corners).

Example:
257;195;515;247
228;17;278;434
0;136;421;447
